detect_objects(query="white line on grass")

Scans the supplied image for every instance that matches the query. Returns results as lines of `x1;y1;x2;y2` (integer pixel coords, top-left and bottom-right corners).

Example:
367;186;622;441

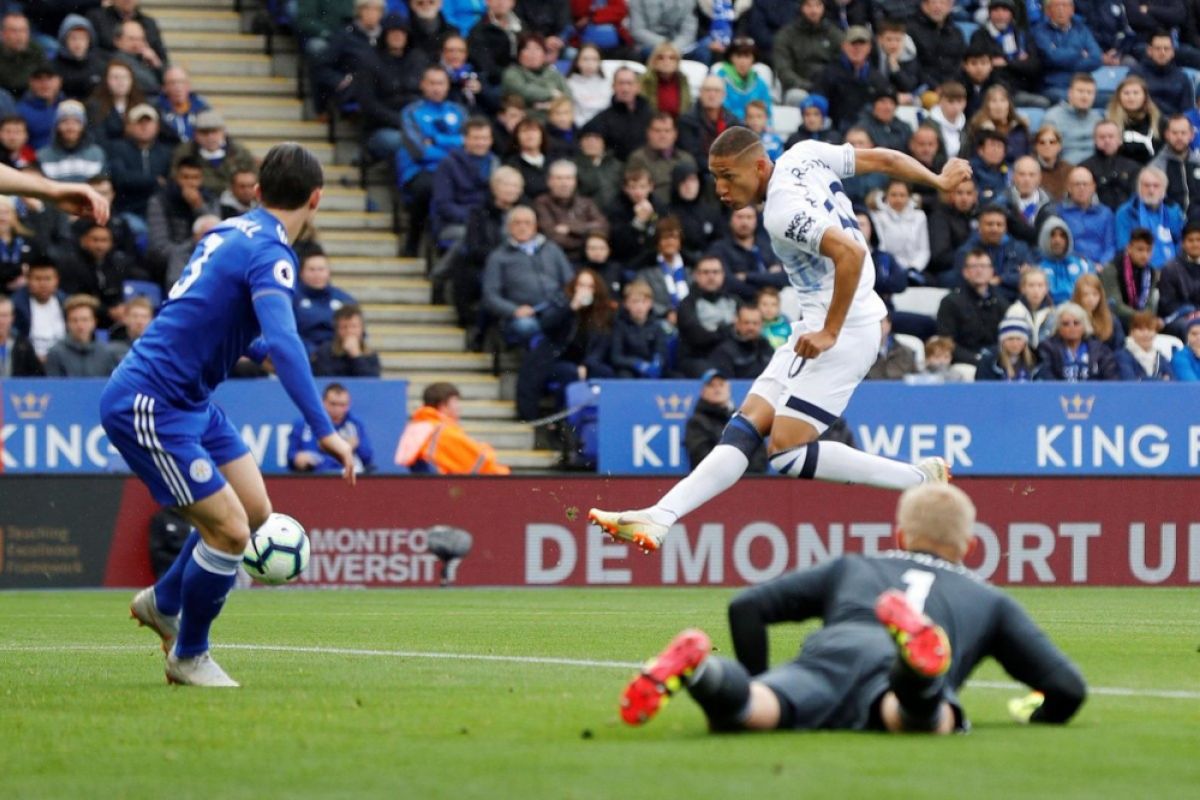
2;643;1198;700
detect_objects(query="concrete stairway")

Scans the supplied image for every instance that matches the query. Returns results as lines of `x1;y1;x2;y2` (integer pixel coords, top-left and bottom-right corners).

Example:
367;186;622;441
150;0;557;470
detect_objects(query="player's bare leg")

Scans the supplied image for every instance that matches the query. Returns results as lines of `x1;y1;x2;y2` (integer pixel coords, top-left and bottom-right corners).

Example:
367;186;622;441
590;395;776;552
163;483;252;687
219;452;273;531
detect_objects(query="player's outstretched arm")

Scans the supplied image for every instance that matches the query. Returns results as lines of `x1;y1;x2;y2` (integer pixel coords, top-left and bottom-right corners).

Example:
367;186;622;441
793;226;865;358
991;595;1087;724
0;162;109;224
252;291;356;485
854;147;973;194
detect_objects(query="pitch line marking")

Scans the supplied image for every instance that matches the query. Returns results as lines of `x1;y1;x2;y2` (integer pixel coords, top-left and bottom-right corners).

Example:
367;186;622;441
1;643;1198;700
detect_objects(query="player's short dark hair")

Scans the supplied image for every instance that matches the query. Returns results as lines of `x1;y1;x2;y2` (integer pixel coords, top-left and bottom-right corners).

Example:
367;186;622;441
423;381;460;408
709;126;763;159
1127;227;1154;246
464;115;492;134
175;155;204;173
259;142;324;210
323;382;348;398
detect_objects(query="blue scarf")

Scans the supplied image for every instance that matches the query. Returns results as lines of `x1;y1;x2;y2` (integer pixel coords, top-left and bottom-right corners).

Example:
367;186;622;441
1135;199;1178;266
1062;340;1091;382
658;255;689;308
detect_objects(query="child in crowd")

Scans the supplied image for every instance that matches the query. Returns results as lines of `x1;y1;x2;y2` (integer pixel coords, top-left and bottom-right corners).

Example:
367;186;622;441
713;37;772;123
922;336;962;382
610;280;670;378
756;287;791;349
929;81;967;159
743;100;782;160
787;94;838;147
968;129;1010;205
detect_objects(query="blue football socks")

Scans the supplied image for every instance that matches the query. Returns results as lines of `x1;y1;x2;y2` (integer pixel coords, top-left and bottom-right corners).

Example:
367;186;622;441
175;540;241;658
153;529;201;617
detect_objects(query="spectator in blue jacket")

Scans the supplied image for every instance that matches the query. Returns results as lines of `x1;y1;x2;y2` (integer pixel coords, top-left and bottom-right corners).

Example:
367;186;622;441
954;204;1035;293
1115;165;1184;268
712;37;773;124
1131;33;1196;116
1080;0;1135;62
1171;316;1200;380
967;129;1011;205
289;383;375;474
1031;0;1103;102
1038;215;1096;304
16;61;63;150
1116;310;1174;380
1054;166;1117;266
1125;0;1198;66
430;116;497;242
395;65;468;255
294;245;359;354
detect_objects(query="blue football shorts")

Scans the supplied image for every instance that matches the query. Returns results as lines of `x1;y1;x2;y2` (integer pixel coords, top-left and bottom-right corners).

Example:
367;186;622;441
100;381;250;507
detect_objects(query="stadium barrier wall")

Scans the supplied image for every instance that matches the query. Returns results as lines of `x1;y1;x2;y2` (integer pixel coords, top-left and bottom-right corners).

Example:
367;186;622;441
1;476;1196;589
595;380;1200;476
0;378;408;475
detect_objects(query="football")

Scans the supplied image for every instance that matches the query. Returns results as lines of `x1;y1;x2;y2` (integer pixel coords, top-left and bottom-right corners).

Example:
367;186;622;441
242;513;310;585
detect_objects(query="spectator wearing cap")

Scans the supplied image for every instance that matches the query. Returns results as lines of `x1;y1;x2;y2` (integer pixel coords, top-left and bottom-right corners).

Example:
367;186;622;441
785;94;839;147
105;102;172;219
45;294;121;377
774;0;845;106
677;75;740;173
171;109;256;195
814;26;890;133
1170;316;1200;381
627;112;697;206
310;0;385;110
0;12;46;97
712;37;773;124
147;154;219;269
668;161;722;265
87;0;167;67
856;86;912;152
534;159;607;264
709;301;772;379
111;20;164;95
1031;0;1103;103
16;61;63;150
54;14;104;101
11;255;66;361
59;219;145;324
969;0;1046;109
36;99;106;182
582;67;654;162
0;294;43;376
354;14;431;156
155;66;211;145
85;60;146;144
685;367;767;472
976;316;1045;381
909;0;965;89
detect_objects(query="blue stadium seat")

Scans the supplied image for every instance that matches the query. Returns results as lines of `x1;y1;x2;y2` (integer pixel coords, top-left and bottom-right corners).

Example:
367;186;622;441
122;280;163;308
563;381;599;469
1019;106;1045;132
1185;67;1200;93
1092;66;1129;106
955;21;979;41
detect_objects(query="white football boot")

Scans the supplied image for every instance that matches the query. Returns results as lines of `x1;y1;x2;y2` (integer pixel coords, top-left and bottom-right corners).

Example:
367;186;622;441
588;508;669;554
129;587;179;654
915;457;951;484
166;649;240;687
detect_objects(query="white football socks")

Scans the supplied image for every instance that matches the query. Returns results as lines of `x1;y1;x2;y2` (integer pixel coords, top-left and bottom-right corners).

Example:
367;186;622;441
770;441;925;489
646;444;751;526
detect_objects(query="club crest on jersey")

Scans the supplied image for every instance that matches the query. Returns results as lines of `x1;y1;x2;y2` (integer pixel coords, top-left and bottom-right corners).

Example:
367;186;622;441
189;458;214;483
273;259;295;289
785;212;816;244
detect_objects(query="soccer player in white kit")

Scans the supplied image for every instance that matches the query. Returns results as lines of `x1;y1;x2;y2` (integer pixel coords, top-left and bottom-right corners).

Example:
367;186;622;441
590;126;974;553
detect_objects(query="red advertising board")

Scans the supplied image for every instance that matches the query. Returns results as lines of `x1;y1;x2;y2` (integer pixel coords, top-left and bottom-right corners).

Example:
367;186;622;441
3;477;1196;589
88;476;1200;589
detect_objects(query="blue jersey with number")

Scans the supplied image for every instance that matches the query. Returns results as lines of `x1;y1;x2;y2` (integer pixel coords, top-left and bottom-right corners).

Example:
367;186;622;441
110;208;299;409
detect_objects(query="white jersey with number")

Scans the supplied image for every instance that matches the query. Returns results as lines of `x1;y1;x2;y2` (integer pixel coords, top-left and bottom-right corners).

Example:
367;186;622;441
762;140;888;329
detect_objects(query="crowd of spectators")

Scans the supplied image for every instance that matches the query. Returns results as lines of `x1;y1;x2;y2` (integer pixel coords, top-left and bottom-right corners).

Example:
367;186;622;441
8;0;1200;433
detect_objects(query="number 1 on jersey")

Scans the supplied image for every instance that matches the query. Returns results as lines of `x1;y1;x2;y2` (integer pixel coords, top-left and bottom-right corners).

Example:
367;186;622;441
900;569;936;614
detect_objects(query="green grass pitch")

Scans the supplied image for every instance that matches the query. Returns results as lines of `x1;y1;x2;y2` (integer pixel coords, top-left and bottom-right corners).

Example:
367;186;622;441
2;587;1198;799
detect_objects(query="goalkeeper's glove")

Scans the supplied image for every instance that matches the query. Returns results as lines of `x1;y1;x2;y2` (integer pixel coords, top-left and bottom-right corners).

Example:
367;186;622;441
1007;691;1045;723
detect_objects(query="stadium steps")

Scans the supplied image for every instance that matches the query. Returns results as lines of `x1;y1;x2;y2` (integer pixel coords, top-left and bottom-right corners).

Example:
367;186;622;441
150;0;556;471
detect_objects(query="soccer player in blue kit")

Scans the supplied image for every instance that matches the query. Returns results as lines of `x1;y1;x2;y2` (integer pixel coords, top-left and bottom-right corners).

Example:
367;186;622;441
102;143;356;687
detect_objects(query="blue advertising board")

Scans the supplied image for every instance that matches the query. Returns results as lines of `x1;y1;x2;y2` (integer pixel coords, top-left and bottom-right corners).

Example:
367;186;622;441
595;380;1200;476
0;378;409;475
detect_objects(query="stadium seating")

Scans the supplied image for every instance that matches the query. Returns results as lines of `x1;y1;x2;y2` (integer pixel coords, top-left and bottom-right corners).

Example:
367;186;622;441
1018;107;1045;132
890;287;950;319
679;59;710;96
895;105;923;132
122;280;164;309
1092;66;1129;105
954;21;979;41
774;105;801;137
601;59;646;82
1154;334;1184;359
751;62;782;103
894;333;927;370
